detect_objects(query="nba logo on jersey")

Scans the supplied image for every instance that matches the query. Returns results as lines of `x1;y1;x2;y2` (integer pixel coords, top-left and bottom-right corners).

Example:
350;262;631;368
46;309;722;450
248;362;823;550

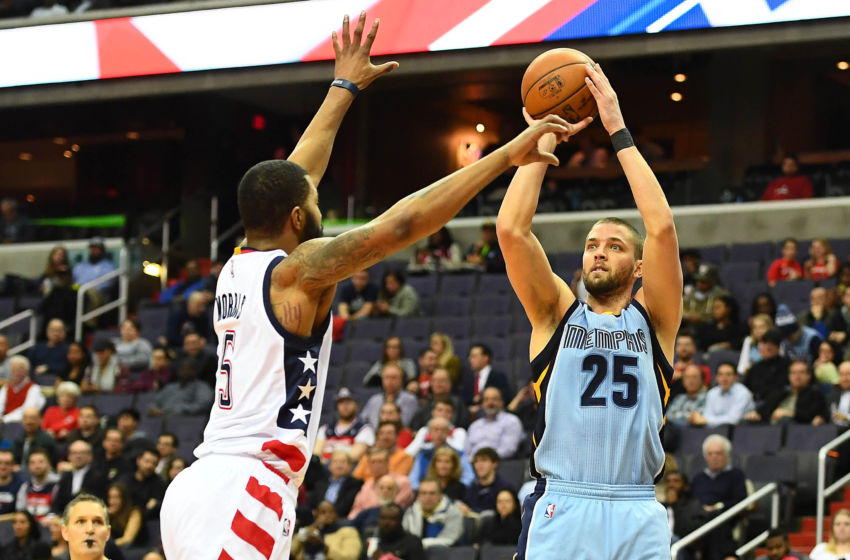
282;518;291;537
544;504;555;519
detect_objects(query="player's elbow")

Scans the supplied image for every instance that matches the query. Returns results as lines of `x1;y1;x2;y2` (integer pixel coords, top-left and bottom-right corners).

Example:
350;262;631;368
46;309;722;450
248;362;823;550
495;220;526;245
646;217;676;239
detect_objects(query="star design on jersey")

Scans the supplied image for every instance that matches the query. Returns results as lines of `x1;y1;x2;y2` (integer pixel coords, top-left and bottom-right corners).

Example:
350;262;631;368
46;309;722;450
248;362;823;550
299;351;317;374
289;404;311;425
298;379;316;401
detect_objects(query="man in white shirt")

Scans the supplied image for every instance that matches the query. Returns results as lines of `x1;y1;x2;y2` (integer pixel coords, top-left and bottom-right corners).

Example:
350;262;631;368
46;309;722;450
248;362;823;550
693;362;754;427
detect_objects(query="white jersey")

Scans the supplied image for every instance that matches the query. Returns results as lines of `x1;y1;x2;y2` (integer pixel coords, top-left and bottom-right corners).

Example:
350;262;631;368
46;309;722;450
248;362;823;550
195;247;332;489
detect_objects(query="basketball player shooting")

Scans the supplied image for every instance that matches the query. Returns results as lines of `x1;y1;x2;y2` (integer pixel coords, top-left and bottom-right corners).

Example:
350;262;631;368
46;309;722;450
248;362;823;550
497;63;682;559
160;12;586;560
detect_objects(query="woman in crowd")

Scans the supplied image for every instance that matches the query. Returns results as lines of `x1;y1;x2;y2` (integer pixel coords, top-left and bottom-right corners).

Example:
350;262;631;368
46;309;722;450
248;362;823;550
480;489;522;546
0;510;50;560
59;341;89;387
114;318;154;374
811;508;850;559
413;227;462;271
363;336;416;387
426;447;466;502
41;381;80;440
750;292;778;322
814;340;841;386
40;246;70;296
805;238;839;281
430;332;461;383
165;456;188;484
697;295;746;352
126;346;174;393
45;515;68;559
374;269;420;318
107;482;144;548
738;314;774;374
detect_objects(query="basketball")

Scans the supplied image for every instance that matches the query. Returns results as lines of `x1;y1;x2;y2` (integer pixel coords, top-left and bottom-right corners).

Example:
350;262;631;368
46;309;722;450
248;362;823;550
522;48;597;123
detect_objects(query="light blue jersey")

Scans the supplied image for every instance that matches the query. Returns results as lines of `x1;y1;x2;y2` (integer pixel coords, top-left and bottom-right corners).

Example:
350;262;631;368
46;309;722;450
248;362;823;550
530;299;673;486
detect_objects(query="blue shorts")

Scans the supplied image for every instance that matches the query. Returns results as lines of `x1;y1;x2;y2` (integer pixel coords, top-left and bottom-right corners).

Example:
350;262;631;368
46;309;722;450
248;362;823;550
516;479;670;560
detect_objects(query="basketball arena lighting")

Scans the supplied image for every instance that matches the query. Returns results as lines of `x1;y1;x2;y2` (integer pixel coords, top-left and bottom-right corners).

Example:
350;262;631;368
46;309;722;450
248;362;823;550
838;61;849;70
143;261;162;277
674;73;687;82
476;123;486;133
670;92;683;102
18;153;32;161
1;1;849;89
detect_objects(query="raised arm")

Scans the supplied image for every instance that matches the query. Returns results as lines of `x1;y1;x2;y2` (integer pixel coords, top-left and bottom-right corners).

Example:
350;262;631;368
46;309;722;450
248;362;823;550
288;12;397;187
585;63;682;356
284;116;574;293
497;111;590;334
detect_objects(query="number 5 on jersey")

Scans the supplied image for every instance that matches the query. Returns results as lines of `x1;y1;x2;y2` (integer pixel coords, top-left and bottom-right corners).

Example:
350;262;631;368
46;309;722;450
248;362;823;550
218;330;235;409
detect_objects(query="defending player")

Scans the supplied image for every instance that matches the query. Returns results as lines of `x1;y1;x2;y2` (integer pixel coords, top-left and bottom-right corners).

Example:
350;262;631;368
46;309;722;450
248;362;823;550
497;63;682;559
160;12;587;560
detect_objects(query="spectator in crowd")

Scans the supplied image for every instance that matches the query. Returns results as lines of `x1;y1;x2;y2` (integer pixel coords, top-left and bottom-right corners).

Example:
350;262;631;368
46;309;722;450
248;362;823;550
52;440;107;515
695;362;754;427
465;387;523;459
738;313;774;374
662;471;706;545
776;304;822;365
805;238;839;282
379;401;414;449
164;457;187;485
751;292;778;322
666;364;708;430
363;337;416;387
830;362;850;426
155;433;177;477
426;447;466;502
41;381;80;440
761;154;814;201
29;318;69;378
413;226;462;271
459;447;514;515
402;477;464;549
114;318;154;374
39;248;70;295
690;435;747;560
314;387;375;464
59;341;89;387
756;528;809;560
352;421;413;480
293;500;362;560
362;363;419;429
506;380;537;432
480;490;523;548
827;287;850;349
767;238;803;286
165;291;214;348
415;348;440;396
697;295;746;352
337;269;379;322
0;198;31;243
465;221;505;273
430;332;461;383
94;428;131;483
671;331;712;400
107;482;143;548
59;494;115;560
0;510;50;559
0;356;46;422
146;361;213;417
411;371;469;431
0;449;24;518
747;360;828;425
158;259;205;305
65;405;105;450
374;269;420;318
405;398;468;458
814;340;841;385
800;287;833;339
15;449;60;521
72;237;116;297
745;328;791;412
811;508;850;559
128;346;174;393
171;332;217;388
683;264;729;327
39;267;77;337
13;407;57;468
82;338;126;394
116;409;154;462
118;448;166;519
680;248;702;289
310;450;363;519
0;334;10;382
462;343;512;412
372;503;425;560
45;515;68;559
350;474;399;540
348;449;414;519
408;417;473;491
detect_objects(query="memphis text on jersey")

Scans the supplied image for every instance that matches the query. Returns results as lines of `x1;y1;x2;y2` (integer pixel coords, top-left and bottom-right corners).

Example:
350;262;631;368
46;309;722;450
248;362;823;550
563;324;649;354
217;292;247;321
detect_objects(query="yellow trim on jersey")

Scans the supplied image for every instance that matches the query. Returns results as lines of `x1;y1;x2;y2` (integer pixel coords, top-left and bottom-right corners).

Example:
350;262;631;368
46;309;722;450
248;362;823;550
532;363;551;402
233;246;243;255
656;362;670;406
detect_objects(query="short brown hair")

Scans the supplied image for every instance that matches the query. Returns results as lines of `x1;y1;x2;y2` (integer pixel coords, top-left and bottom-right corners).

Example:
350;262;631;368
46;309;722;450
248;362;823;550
589;217;644;259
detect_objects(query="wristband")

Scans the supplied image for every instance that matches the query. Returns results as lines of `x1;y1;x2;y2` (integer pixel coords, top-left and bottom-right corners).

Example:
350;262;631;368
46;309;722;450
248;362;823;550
331;78;359;97
610;128;635;153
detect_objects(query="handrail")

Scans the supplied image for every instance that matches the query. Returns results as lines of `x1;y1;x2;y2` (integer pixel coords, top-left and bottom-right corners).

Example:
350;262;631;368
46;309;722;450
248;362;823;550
671;482;779;559
74;247;129;341
211;220;243;262
816;429;850;543
0;310;37;355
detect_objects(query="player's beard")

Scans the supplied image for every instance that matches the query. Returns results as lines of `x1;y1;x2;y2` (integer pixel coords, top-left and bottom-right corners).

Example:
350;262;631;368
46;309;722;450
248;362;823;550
583;264;634;297
300;210;324;242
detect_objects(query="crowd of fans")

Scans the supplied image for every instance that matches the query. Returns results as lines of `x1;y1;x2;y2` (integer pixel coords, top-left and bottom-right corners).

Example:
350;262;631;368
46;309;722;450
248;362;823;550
0;0;210;19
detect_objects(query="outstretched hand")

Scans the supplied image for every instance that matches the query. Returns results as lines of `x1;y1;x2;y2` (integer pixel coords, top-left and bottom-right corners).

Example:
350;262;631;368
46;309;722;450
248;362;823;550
333;12;398;91
584;63;625;135
522;107;592;155
503;113;591;168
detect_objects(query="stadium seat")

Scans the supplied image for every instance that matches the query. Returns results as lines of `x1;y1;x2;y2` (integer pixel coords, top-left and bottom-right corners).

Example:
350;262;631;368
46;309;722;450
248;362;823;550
473;314;513;338
696;245;726;264
0;297;15;320
477;336;510;361
480;543;519;560
165;415;208;445
433;296;473;317
720;262;761;288
329;344;346;366
732;425;783;455
133;392;157;414
497;458;529;488
742;453;796;483
98;393;135;418
678;425;731;455
771;280;814;314
728;242;773;263
426;545;476;560
394;317;432;340
437;317;473;340
137;306;170;335
440;274;478;297
472;295;512;317
341;361;370;387
2;422;24;443
407;276;439;300
347;318;394;342
828;238;850;260
478;274;513;295
784;424;839;452
346;341;383;363
139;414;164;439
705;349;741;378
16;296;41;312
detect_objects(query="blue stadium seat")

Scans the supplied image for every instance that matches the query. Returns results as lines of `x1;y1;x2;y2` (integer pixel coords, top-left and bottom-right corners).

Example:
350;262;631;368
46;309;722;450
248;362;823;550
472;314;513;338
480;544;519;560
784;424;838;452
472;295;512;316
771;279;814;314
346;341;383;363
678;425;731;455
439;274;478;297
695;245;726;264
0;297;15;321
478;274;513;295
828;238;850;260
497;458;529;488
341;362;370;387
433;296;472;317
347;318;394;342
16;296;42;312
728;242;773;263
97;393;135;418
705;349;740;379
720;262;761;288
407;275;438;300
732;425;783;455
426;546;476;560
742;453;796;483
436;317;472;340
394;317;432;340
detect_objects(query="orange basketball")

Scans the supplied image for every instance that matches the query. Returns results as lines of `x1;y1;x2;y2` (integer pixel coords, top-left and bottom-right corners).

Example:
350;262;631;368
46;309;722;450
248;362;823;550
521;48;597;123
